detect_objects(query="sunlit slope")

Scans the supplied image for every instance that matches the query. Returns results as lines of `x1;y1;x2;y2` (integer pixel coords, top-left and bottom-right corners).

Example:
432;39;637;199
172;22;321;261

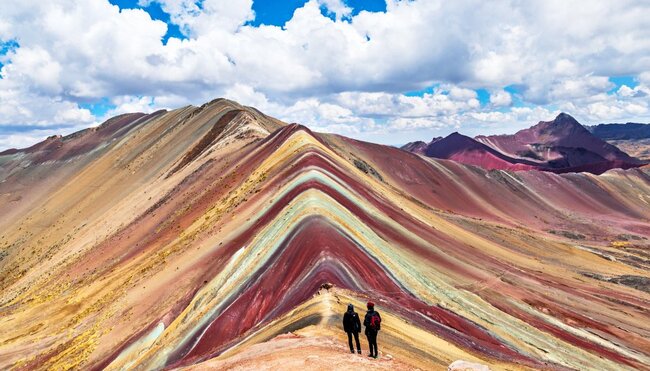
0;100;648;370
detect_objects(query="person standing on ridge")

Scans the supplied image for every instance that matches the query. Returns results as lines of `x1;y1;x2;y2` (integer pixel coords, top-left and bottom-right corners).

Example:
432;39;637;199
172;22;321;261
363;301;381;358
342;303;362;354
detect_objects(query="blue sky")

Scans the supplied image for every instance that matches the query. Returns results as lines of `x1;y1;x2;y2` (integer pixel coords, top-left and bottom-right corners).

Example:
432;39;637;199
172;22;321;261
0;39;20;70
0;0;649;149
108;0;387;40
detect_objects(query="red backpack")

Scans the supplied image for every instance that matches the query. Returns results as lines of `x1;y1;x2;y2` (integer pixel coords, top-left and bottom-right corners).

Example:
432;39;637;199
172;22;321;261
369;312;381;330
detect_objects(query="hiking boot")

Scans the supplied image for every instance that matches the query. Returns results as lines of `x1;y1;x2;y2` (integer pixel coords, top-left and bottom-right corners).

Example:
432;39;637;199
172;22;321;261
357;350;361;354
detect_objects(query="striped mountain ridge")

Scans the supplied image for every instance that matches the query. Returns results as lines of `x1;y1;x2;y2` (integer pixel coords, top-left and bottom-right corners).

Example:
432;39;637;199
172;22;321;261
0;99;649;370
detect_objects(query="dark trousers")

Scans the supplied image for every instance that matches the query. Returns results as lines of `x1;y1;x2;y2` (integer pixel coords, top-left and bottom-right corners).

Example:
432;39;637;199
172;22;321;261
347;331;361;352
366;330;378;356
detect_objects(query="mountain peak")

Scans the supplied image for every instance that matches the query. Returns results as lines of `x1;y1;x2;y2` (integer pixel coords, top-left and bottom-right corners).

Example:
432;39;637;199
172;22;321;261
551;112;582;127
445;131;472;141
554;112;574;121
406;112;643;173
533;112;587;137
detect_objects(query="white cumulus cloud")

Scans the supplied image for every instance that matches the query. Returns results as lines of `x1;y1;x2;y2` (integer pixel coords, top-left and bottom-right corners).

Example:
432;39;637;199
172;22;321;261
0;0;649;149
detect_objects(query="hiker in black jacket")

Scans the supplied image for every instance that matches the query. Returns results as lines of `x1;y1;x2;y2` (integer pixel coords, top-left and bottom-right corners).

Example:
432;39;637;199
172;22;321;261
342;303;362;354
363;301;381;358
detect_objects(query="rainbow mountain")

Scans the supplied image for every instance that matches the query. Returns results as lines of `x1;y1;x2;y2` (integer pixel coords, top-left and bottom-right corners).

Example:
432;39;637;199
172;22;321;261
0;99;649;370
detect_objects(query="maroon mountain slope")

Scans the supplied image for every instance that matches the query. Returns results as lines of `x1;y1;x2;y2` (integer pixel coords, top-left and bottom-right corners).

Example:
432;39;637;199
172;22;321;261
401;140;429;154
475;113;642;167
403;113;645;174
419;132;538;171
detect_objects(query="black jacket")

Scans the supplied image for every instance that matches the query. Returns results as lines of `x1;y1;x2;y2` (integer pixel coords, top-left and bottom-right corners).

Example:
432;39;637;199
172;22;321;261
364;310;381;333
343;309;361;333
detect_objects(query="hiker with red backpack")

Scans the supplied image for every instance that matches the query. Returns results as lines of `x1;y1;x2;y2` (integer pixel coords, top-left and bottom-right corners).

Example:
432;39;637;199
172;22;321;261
342;304;362;354
363;301;381;358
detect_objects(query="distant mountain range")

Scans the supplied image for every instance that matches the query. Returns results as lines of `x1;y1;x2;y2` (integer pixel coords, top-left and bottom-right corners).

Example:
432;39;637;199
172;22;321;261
586;122;650;161
587;122;650;140
403;113;648;174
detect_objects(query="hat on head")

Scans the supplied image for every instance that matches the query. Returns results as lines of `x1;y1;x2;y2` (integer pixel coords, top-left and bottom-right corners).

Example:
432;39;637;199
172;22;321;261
367;301;375;309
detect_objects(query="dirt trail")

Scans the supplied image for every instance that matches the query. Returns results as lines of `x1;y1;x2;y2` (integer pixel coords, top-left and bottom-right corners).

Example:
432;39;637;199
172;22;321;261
180;333;419;371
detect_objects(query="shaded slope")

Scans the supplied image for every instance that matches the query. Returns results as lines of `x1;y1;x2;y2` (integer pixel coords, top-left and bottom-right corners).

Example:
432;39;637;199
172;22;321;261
587;122;650;162
0;101;649;371
588;122;650;140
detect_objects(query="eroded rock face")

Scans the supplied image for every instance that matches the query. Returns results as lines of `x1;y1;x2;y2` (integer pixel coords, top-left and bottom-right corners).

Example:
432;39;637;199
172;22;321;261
582;273;650;293
353;158;384;181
